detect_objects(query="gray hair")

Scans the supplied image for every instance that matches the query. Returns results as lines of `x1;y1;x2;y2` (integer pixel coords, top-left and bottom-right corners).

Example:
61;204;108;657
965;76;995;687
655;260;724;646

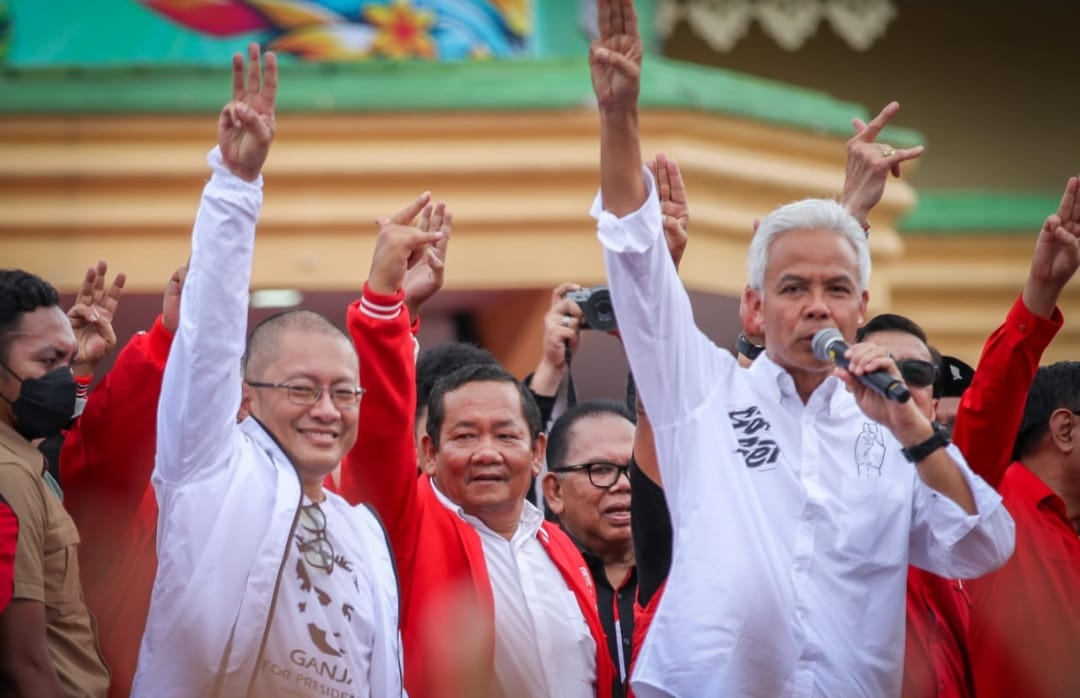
747;198;871;292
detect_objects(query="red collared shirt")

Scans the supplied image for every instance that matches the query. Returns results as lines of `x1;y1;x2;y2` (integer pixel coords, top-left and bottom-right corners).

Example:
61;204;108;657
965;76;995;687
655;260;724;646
967;463;1080;698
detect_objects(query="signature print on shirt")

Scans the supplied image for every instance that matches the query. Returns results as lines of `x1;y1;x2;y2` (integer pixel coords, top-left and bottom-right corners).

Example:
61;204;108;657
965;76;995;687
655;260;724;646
728;406;781;471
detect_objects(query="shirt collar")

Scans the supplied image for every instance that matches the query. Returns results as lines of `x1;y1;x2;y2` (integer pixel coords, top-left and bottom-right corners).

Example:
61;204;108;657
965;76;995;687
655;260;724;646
0;418;48;474
1003;462;1071;521
429;476;544;544
748;351;843;414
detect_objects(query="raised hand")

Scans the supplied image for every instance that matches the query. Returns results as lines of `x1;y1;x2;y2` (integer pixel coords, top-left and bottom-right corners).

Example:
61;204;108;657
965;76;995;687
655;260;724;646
162;264;189;333
219;43;278;182
530;283;586;396
589;0;643;111
403;201;452;321
68;260;126;377
1023;176;1080;317
367;192;447;297
648;152;689;270
840;102;924;228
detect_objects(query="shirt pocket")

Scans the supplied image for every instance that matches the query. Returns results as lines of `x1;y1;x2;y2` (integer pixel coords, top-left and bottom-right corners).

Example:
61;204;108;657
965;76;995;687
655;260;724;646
43;509;84;620
835;476;908;569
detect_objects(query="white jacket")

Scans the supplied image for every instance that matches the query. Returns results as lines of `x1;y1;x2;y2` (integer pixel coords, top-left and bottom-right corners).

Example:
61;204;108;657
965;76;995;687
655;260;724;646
132;148;404;698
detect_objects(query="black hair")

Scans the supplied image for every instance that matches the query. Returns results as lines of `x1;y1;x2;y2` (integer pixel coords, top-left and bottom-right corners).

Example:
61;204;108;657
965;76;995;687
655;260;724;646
242;309;353;379
546;399;636;470
856;313;929;345
415;342;499;419
1014;361;1080;461
425;363;542;448
0;270;62;363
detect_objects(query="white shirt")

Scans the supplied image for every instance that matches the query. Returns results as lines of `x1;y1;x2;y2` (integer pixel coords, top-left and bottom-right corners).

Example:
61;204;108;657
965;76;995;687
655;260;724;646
431;480;597;698
252;497;377;697
593;169;1015;698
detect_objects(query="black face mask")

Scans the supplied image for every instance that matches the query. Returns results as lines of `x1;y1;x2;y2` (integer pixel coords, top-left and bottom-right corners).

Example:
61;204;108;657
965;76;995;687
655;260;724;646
0;363;77;440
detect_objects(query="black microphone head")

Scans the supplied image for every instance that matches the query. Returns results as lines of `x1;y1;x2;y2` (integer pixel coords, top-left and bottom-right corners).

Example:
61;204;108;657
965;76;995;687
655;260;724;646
812;328;844;362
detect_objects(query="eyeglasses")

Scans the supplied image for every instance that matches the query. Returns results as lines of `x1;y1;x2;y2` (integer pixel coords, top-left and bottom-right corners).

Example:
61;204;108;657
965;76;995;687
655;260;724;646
549;461;630;489
297;502;336;574
246;381;365;409
897;359;938;388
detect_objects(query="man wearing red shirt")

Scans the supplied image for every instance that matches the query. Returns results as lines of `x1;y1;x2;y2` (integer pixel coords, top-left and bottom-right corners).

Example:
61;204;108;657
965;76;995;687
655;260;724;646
954;177;1080;698
0;494;15;613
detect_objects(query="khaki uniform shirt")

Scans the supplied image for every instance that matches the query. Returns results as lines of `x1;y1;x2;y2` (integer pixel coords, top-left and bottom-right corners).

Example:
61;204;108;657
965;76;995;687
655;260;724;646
0;419;110;697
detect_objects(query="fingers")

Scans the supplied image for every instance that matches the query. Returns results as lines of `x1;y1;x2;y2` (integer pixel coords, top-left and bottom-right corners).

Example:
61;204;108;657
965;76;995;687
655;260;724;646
846;342;900;379
1056;176;1078;223
655;151;671;203
597;0;612;41
593;47;640;79
851;117;867;135
102;271;126;315
234;103;273;143
389;192;432;226
551;282;582;306
856;101;900;142
433;210;452;255
245;43;262;97
889;145;924;178
419;204;433;233
231;52;245;102
262;51;278;106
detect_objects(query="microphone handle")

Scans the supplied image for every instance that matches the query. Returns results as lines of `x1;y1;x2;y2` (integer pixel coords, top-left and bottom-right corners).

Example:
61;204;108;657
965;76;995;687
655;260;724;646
826;342;912;404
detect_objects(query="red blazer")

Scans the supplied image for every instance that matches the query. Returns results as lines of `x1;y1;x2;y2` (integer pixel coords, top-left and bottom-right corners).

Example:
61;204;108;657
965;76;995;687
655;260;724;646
340;286;616;698
60;316;173;698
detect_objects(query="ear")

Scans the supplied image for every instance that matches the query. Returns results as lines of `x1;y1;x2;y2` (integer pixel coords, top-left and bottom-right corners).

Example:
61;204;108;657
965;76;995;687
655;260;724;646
421;433;439;477
541;472;564;516
746;286;765;335
1049;409;1078;454
931;397;940;423
238;384;254;423
531;433;547;478
858;289;870;325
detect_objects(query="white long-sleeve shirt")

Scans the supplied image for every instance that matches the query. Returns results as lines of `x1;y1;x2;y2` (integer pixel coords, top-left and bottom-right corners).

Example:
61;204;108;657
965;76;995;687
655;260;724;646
594;170;1015;698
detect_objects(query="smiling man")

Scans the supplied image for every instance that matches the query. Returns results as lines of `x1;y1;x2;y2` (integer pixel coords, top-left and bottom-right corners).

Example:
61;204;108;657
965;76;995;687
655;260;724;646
543;399;637;695
132;45;406;698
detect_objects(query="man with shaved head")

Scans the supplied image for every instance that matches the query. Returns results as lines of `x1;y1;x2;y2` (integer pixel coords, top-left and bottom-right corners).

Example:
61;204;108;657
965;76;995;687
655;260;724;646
133;45;412;697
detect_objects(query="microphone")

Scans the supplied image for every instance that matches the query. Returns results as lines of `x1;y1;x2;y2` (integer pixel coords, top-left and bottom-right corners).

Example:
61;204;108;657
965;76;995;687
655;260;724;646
812;328;911;403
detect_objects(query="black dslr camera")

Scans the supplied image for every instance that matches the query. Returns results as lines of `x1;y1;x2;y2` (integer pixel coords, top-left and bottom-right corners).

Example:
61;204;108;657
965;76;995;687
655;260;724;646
565;285;617;331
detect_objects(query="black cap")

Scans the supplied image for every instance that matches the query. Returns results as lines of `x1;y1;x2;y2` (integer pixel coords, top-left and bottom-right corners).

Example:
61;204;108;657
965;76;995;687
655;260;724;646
935;355;975;399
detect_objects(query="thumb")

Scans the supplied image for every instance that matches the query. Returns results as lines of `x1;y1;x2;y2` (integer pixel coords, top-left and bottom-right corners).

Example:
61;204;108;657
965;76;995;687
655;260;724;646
235;103;272;142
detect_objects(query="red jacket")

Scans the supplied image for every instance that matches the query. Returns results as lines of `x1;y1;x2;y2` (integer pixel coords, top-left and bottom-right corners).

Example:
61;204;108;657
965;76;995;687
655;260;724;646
60;316;173;698
340;286;616;698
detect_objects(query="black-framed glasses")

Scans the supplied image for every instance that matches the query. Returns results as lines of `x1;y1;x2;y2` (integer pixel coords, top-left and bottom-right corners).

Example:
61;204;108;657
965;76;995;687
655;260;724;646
297;502;335;574
897;359;938;388
246;381;365;409
549;461;630;489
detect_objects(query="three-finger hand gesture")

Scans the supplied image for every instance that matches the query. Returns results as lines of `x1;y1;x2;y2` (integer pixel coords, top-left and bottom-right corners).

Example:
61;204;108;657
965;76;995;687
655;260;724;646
403;201;452;320
219;43;278;182
841;102;924;227
648;152;689;270
68;260;126;377
368;192;447;298
1024;176;1080;316
590;0;643;112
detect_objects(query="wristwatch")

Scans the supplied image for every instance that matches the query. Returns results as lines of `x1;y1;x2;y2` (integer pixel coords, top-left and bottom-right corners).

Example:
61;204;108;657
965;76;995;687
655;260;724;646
901;423;951;463
735;332;764;361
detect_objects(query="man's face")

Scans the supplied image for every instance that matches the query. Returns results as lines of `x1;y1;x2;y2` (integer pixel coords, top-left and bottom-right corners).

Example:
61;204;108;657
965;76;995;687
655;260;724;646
423;380;543;522
860;330;937;421
0;306;76;428
242;329;360;481
751;228;868;376
544;413;635;558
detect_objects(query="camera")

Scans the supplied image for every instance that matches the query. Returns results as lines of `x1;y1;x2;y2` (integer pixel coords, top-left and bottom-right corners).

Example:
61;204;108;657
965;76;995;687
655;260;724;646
565;285;617;331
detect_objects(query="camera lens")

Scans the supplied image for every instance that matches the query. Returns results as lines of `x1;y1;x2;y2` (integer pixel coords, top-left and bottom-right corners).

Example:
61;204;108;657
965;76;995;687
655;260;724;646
594;299;614;325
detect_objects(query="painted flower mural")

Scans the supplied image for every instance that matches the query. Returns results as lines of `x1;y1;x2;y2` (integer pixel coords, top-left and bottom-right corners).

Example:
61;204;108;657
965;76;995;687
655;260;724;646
139;0;531;61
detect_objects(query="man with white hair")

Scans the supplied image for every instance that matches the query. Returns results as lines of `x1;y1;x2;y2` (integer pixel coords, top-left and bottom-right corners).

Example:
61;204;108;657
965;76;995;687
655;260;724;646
587;2;1015;696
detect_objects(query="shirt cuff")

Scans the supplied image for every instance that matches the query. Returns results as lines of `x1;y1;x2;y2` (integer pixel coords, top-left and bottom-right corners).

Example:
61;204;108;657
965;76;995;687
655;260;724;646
1009;294;1064;345
206;146;264;193
146;314;176;364
360;283;405;321
591;166;662;254
924;444;1005;548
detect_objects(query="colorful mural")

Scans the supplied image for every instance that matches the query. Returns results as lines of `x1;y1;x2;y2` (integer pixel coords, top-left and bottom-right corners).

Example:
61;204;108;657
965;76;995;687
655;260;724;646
141;0;530;60
4;0;535;66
